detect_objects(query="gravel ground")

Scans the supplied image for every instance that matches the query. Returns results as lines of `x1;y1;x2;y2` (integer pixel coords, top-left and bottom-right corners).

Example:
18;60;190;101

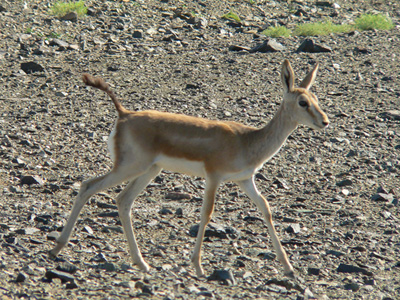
0;0;399;299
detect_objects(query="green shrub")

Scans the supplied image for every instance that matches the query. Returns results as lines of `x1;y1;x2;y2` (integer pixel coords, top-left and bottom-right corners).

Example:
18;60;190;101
355;14;394;31
221;11;241;23
262;25;292;38
294;21;353;36
49;1;87;17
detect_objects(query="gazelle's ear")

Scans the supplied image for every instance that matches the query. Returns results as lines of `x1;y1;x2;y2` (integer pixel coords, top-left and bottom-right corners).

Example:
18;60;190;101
299;62;319;90
281;59;295;93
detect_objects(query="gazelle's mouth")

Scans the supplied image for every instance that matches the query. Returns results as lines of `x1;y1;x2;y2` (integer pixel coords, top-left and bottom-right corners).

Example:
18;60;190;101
313;121;329;129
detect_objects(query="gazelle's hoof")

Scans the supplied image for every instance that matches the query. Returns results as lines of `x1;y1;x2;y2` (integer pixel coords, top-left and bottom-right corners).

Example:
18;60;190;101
137;261;150;273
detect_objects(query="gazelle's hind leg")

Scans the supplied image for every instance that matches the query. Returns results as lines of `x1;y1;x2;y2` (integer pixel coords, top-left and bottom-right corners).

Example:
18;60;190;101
116;165;161;272
49;164;151;258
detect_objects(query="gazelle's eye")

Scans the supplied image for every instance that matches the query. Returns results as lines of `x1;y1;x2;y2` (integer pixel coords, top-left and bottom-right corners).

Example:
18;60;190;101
299;100;308;108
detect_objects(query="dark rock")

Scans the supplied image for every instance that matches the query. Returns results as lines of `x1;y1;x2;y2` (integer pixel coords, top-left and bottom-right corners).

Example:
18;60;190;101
337;263;373;276
16;272;27;283
326;250;346;257
56;263;78;274
250;39;285;53
189;223;239;239
296;39;332;53
132;30;144;38
47;231;60;241
371;193;393;202
49;38;69;50
286;223;301;234
273;178;290;189
97;202;117;209
344;282;360;291
308;267;320;276
258;252;276;260
243;216;263;223
20;175;45;186
175;207;183;216
207;269;236;285
229;45;251;52
66;281;79;289
45;269;75;283
380;110;400;120
159;207;173;215
98;211;119;218
266;278;304;292
60;11;78;22
21;62;45;74
336;179;353;187
97;262;117;272
165;192;191;200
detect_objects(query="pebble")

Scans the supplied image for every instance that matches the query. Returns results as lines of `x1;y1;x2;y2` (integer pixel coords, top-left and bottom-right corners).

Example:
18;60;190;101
207;269;236;285
337;263;373;276
296;39;332;53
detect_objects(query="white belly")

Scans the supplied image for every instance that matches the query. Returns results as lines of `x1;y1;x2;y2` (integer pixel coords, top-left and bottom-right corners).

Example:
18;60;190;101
154;155;206;177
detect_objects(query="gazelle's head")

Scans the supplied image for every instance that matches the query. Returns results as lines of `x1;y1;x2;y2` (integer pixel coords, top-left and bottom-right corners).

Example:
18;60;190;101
281;59;329;130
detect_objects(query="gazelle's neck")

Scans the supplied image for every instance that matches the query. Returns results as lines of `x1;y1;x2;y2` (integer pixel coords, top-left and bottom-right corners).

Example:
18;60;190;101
249;103;298;165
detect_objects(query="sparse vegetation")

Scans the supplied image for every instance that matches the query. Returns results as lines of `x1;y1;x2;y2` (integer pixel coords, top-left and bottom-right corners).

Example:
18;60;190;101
355;13;394;31
261;14;394;38
221;11;241;23
294;21;353;36
49;1;87;17
262;25;292;38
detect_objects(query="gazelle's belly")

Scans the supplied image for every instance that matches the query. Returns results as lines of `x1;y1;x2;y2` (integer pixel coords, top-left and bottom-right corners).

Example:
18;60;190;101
154;155;206;178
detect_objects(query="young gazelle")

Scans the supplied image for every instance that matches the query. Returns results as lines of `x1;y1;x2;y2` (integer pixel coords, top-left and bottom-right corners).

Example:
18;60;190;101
49;60;329;278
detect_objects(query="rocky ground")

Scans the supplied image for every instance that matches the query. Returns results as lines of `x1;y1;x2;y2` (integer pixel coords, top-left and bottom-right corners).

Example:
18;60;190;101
0;0;400;299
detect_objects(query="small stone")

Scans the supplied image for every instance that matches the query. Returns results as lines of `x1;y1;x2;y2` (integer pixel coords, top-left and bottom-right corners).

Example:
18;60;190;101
250;39;285;53
83;225;94;235
16;272;27;283
380;110;400;120
132;30;143;38
308;267;320;275
159;207;173;215
49;38;69;49
286;223;301;234
336;179;353;187
207;269;236;285
165;192;191;200
21;62;45;74
98;262;117;272
337;263;373;276
273;178;290;189
229;45;251;52
344;282;360;291
258;252;276;260
189;223;239;239
56;263;78;274
47;231;60;241
45;269;75;283
20;175;45;186
119;281;136;289
326;250;346;257
60;11;78;22
296;39;332;53
371;193;393;202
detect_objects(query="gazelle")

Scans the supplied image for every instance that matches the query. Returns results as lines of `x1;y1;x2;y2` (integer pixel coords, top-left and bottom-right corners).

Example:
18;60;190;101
49;60;329;278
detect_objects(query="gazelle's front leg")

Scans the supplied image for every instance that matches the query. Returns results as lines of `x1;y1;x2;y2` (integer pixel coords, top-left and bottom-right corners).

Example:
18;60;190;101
237;177;295;278
191;175;221;277
116;165;161;272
